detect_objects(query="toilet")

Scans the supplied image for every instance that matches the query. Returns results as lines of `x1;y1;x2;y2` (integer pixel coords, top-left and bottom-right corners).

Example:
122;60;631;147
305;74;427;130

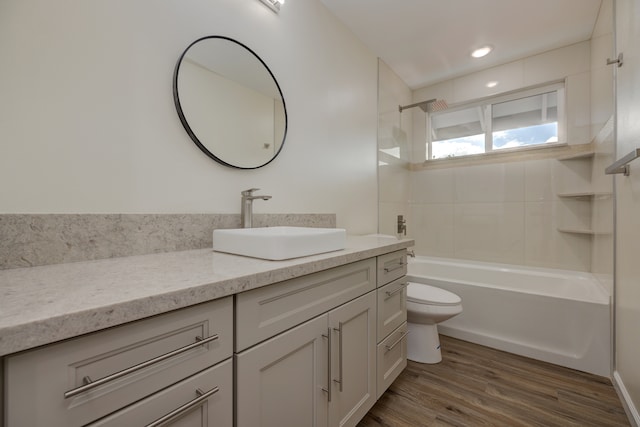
406;282;463;364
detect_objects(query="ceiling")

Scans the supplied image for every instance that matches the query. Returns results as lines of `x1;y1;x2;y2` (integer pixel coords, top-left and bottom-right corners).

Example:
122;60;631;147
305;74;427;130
320;0;603;89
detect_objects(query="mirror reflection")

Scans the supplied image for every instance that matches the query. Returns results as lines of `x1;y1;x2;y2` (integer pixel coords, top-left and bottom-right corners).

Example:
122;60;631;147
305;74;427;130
174;36;287;169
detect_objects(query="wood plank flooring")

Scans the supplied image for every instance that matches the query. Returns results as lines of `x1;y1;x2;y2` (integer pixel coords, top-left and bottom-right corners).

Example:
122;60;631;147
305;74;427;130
359;336;629;427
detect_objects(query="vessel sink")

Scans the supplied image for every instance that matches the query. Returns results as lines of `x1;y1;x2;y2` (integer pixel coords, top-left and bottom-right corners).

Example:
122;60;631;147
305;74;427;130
213;226;347;260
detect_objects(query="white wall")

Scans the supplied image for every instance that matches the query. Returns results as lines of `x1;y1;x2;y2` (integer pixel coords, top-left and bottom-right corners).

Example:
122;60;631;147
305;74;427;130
0;0;379;234
614;0;640;422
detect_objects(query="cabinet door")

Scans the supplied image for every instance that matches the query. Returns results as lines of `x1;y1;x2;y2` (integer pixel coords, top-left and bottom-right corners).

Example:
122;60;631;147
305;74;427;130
236;314;329;427
328;292;377;427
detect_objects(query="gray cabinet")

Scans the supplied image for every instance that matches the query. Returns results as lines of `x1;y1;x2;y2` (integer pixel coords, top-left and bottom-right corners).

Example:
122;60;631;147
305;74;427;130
375;250;408;399
328;292;377;427
235;261;378;427
3;248;410;427
235;258;376;352
236;314;329;427
4;297;233;427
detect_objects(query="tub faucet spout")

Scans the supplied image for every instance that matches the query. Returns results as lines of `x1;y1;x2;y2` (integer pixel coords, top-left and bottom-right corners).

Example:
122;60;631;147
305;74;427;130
241;188;272;228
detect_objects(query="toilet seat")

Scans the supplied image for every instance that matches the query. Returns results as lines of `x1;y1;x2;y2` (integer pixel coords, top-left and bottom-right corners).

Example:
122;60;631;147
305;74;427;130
407;282;461;306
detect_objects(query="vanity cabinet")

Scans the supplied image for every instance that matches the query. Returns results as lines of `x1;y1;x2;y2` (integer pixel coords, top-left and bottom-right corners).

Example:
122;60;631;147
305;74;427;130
375;250;408;399
4;297;233;427
2;244;412;427
235;259;377;427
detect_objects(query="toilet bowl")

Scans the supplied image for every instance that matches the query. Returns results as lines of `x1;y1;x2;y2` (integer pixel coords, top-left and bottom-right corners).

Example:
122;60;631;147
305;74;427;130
406;282;462;364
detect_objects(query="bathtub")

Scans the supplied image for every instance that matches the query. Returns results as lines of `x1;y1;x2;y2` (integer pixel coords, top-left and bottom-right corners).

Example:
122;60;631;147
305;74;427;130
407;256;611;377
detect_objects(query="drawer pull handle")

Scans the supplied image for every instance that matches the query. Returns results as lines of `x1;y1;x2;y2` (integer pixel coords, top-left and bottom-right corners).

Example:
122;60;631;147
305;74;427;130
145;386;220;427
385;331;408;352
383;262;405;273
333;322;344;392
385;283;407;299
63;334;219;399
321;328;332;402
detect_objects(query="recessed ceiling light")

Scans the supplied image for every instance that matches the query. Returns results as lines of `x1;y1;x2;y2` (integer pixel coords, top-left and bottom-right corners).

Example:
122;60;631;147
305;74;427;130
486;81;498;88
471;46;493;59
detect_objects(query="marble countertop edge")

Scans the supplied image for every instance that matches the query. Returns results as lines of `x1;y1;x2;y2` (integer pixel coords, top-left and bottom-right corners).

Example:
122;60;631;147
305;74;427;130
0;236;414;356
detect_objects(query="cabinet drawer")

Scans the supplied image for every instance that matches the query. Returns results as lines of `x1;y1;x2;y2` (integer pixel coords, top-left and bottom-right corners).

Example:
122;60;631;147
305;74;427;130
377;277;407;342
88;358;233;427
376;322;408;400
236;258;376;352
5;297;232;427
377;250;407;286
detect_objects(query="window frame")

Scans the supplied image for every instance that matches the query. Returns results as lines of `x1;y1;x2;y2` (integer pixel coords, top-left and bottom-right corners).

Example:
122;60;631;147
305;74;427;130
426;80;566;161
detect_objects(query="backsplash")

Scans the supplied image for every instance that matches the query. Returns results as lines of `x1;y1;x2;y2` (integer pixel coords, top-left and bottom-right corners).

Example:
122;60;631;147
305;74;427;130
0;213;336;270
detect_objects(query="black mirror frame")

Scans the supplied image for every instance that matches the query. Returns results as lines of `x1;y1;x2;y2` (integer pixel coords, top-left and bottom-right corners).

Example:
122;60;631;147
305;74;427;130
173;35;288;169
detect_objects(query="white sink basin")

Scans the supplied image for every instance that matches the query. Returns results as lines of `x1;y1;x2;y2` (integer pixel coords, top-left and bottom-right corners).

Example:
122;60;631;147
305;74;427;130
213;226;347;260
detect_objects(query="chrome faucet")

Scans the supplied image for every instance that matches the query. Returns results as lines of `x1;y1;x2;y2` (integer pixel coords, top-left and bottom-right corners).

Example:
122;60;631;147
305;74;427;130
241;188;272;228
397;215;407;236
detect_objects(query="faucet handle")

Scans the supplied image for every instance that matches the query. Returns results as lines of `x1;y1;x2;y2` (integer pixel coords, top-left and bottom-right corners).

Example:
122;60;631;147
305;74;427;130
241;188;260;196
397;215;407;235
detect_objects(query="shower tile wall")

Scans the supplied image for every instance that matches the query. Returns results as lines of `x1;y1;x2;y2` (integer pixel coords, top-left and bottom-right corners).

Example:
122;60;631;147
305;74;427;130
378;1;615;276
409;160;592;271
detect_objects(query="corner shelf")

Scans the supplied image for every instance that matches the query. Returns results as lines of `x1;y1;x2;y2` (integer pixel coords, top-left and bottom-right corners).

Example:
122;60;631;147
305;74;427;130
555;148;606;235
557;191;612;199
557;151;595;161
557;228;613;235
555;118;615;236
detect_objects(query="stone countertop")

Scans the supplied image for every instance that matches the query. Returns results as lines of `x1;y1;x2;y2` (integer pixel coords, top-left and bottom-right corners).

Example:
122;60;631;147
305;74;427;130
0;235;413;357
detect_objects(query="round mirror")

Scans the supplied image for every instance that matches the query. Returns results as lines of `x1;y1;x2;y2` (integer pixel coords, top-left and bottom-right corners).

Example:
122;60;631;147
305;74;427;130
173;36;288;169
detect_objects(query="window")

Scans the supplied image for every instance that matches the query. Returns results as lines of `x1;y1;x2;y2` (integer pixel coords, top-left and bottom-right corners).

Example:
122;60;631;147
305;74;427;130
427;83;564;160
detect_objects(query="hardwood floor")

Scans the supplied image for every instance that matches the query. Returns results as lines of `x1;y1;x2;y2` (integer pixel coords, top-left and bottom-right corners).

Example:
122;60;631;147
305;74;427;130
359;336;629;427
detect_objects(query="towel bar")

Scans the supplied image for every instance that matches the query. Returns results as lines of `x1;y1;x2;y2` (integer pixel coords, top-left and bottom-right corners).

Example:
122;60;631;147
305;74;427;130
605;148;640;176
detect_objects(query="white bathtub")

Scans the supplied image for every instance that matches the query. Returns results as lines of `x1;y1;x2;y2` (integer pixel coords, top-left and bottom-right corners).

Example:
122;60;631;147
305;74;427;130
407;256;611;377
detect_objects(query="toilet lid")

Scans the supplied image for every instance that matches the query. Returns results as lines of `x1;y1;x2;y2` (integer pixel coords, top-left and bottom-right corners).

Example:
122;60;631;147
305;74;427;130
407;282;461;306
